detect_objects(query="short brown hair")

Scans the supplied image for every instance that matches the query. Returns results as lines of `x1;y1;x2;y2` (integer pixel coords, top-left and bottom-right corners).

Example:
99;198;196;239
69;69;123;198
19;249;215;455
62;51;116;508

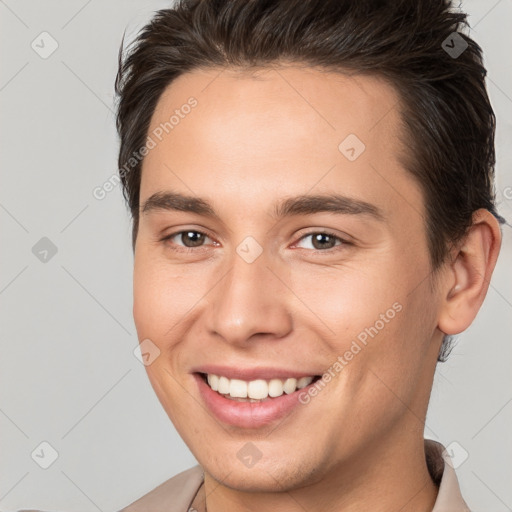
115;0;504;361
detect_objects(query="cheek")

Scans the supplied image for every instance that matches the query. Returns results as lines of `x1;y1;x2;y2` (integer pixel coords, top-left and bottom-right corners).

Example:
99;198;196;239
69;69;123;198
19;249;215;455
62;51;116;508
133;251;184;335
132;256;162;339
349;276;439;413
289;251;436;377
287;262;404;346
132;250;213;348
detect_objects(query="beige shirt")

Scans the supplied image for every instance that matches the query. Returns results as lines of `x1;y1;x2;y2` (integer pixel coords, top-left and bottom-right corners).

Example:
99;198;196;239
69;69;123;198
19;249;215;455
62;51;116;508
118;439;471;511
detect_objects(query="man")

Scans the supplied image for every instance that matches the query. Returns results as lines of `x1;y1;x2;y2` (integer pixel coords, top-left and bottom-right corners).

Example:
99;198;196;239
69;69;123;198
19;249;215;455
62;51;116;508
114;0;503;510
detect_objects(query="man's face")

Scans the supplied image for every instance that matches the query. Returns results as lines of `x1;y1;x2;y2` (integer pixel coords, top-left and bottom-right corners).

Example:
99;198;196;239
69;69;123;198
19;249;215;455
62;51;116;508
133;66;444;490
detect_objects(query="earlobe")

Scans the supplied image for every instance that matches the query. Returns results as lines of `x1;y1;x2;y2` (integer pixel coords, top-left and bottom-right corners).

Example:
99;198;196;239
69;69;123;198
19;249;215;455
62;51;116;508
438;209;502;335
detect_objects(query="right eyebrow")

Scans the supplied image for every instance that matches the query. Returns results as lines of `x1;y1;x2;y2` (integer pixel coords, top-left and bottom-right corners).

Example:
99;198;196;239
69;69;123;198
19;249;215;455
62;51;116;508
141;191;221;220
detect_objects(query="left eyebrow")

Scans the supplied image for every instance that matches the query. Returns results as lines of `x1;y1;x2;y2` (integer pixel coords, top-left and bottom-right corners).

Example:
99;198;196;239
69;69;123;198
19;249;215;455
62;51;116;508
271;193;385;221
140;190;384;222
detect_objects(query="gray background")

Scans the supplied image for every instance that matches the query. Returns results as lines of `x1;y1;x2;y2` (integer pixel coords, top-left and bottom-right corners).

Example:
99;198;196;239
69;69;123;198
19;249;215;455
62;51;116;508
0;1;511;510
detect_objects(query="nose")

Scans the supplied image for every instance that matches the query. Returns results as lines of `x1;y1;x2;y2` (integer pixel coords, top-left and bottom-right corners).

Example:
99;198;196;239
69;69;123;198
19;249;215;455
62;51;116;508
206;246;293;346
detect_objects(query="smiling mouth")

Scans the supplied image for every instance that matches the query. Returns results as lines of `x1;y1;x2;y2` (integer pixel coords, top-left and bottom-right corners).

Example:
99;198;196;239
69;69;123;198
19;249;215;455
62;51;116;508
198;372;322;402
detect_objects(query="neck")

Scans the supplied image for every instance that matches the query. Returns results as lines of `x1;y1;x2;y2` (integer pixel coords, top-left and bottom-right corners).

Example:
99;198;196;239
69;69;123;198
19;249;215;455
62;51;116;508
193;431;439;512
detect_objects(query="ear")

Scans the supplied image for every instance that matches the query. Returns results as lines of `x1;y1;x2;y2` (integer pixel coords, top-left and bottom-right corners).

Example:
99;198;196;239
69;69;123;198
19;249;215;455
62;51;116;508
437;209;502;335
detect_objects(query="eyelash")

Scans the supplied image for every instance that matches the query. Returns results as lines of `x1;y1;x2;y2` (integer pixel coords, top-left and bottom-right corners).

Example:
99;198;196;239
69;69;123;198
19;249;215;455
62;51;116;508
160;229;350;254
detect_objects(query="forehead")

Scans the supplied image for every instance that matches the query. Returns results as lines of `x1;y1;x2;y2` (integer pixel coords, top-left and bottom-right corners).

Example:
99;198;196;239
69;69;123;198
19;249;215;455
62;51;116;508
146;65;403;155
140;65;422;223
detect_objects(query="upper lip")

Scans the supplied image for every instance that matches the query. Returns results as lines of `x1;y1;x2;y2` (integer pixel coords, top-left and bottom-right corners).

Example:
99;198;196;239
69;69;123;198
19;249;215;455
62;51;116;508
192;365;321;381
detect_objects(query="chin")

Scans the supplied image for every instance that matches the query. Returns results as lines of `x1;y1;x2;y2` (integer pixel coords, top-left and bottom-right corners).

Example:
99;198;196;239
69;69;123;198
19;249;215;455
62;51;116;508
209;467;295;492
202;453;322;493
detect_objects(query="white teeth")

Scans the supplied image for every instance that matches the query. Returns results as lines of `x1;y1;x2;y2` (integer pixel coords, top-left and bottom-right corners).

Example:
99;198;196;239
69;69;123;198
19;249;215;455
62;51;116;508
229;379;247;398
283;378;297;394
268;378;284;397
297;376;312;389
247;379;268;399
207;374;219;391
204;374;314;400
218;376;230;395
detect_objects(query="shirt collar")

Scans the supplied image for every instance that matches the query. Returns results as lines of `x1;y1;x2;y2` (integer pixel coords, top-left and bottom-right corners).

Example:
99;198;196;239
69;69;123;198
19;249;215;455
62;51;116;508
425;439;471;511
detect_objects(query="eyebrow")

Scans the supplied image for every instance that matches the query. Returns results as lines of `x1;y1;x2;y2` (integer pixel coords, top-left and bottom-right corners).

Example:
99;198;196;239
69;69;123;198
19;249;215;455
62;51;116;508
141;190;384;221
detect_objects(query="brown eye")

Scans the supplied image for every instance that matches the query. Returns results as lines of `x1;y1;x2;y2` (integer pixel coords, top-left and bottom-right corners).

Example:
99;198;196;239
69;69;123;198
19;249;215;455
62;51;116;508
162;230;214;250
179;231;207;247
295;231;347;251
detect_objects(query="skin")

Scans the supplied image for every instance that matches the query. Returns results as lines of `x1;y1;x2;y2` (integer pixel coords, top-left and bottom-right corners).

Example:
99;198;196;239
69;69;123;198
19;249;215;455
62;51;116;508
132;65;501;512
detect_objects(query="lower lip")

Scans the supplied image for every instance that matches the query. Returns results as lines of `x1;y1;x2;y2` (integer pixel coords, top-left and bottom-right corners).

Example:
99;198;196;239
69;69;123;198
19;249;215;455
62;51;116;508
194;373;317;429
